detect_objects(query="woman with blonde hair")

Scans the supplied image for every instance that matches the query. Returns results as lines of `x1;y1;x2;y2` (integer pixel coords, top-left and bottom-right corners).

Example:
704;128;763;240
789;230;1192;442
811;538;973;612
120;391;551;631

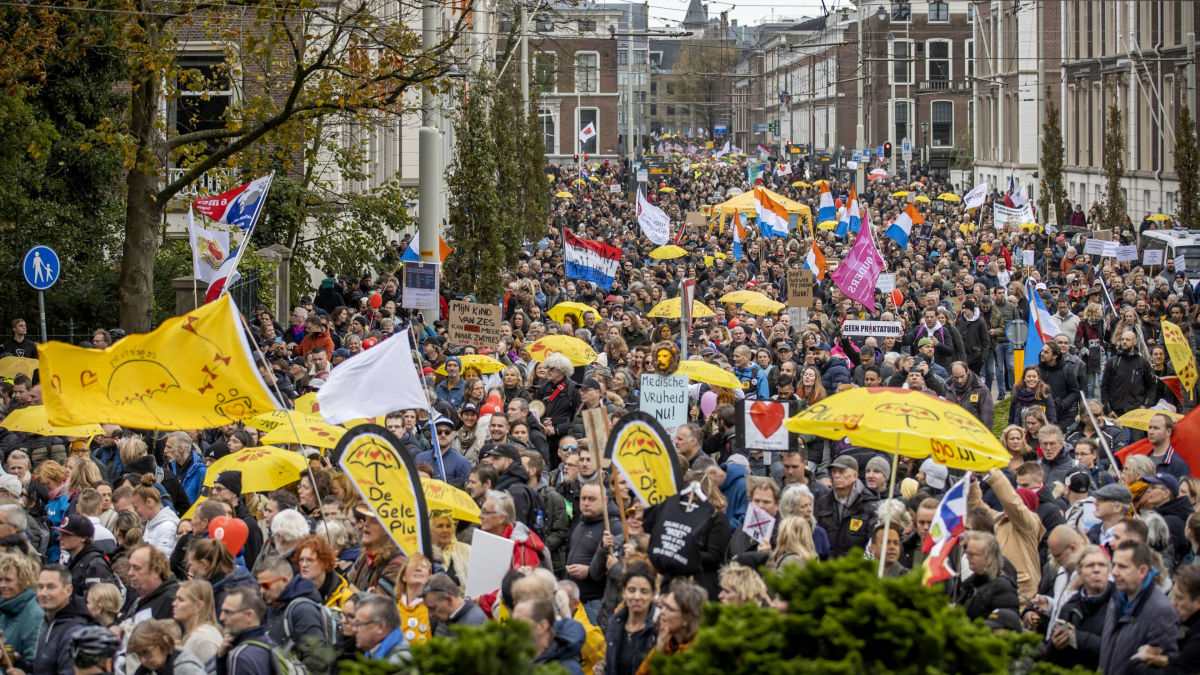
717;563;770;606
171;580;223;664
396;553;434;646
770;516;817;572
67;457;103;494
85;583;121;628
0;553;42;662
1000;425;1033;468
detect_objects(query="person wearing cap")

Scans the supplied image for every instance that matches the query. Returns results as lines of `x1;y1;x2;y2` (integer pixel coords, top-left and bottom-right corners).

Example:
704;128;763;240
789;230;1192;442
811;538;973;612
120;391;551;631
1084;483;1134;551
208;470;265;567
1139;473;1192;566
1144;413;1192;481
415;416;471;489
435;356;466;409
566;378;615;443
813;455;879;558
861;456;890;496
1063;471;1099;532
56;513;116;601
481;443;545;532
422;573;487;629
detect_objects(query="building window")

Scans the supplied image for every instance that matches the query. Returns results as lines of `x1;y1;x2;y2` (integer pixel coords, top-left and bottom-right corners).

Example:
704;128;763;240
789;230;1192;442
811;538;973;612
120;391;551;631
499;19;512;33
535;16;553;32
929;1;949;22
174;56;232;146
967;2;973;22
633;50;647;65
533;52;557;93
575;52;599;93
927;40;951;82
579;108;598;153
577;19;596;32
618;50;628;66
539;107;556;154
891;40;913;84
931;101;953;146
666;105;675;116
966;39;974;78
890;2;911;22
650;52;663;73
894;100;911;145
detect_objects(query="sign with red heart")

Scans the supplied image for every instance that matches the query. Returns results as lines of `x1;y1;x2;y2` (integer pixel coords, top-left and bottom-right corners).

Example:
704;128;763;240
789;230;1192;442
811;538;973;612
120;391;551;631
738;399;797;453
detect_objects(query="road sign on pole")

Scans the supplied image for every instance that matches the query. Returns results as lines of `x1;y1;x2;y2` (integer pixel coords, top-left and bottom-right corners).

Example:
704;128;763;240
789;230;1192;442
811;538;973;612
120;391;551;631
23;245;60;343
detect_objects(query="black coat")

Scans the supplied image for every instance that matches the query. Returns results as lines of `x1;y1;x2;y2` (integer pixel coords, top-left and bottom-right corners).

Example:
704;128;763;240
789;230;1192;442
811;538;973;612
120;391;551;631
955;314;989;371
603;607;657;675
814;482;879;558
953;571;1019;621
30;596;95;675
1131;610;1200;675
236;502;265;567
1100;576;1179;675
1101;349;1156;415
1155;495;1194;566
495;462;544;530
1043;582;1113;670
67;543;116;600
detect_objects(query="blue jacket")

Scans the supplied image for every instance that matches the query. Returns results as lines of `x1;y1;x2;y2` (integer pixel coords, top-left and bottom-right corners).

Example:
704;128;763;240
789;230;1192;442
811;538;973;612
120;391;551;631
415;447;472;488
219;626;275;675
720;463;749;529
265;576;325;648
732;364;770;400
0;588;42;664
168;449;206;507
364;627;410;665
1099;569;1178;675
435;378;466;409
818;356;851;393
534;618;585;675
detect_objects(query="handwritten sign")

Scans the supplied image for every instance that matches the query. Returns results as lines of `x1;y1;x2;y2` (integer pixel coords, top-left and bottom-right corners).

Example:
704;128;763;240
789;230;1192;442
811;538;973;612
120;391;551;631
448;300;503;349
1083;238;1107;256
877;273;896;294
787;269;815;308
686;211;706;227
1116;245;1139;262
1022;250;1035;266
1143;249;1164;266
639;374;689;436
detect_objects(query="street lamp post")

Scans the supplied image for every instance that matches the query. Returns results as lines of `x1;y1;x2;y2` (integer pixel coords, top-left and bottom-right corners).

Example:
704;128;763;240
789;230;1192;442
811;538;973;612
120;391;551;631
921;120;930;173
886;32;896;177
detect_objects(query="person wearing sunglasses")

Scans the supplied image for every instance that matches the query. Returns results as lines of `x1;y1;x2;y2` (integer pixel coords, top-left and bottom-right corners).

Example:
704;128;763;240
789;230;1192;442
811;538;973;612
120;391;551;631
414;416;471;489
255;555;330;670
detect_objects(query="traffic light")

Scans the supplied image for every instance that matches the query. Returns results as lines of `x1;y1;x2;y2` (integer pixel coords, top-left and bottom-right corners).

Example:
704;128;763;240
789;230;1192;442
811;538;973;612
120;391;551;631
768;121;777;134
883;142;893;159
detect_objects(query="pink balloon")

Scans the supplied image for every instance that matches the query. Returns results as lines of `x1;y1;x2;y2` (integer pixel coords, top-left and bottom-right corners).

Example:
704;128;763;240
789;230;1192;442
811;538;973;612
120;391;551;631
700;391;718;417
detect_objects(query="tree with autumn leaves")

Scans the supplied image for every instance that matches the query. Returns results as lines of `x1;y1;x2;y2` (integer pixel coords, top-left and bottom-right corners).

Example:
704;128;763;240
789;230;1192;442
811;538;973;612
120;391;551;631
1;0;474;332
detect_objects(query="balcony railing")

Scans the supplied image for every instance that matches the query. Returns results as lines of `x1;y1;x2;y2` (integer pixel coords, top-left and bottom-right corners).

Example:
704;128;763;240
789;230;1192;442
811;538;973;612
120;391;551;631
168;166;234;199
917;79;971;93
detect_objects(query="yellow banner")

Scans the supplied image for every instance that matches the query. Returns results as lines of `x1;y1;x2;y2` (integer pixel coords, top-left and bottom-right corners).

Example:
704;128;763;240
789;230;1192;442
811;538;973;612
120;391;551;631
40;295;279;429
607;412;680;507
1162;319;1198;392
337;426;430;556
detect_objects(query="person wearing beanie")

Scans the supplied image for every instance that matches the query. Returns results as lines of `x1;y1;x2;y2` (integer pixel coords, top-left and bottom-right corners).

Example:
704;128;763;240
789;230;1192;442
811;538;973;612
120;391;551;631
917;458;948;494
968;468;1046;605
208;470;264;566
436;356;466;408
863;456;891;496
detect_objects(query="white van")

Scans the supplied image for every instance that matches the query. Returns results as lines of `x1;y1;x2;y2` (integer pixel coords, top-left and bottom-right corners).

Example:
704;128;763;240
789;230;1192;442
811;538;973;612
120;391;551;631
1140;229;1200;282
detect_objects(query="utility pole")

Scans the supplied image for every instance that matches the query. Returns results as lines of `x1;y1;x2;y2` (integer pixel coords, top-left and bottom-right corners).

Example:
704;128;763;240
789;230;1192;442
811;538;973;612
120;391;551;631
520;3;529;115
854;0;865;193
1036;0;1044;217
418;0;441;264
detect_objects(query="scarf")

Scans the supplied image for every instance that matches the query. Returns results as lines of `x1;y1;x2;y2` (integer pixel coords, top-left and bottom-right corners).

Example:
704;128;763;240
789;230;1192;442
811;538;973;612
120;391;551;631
1117;567;1159;617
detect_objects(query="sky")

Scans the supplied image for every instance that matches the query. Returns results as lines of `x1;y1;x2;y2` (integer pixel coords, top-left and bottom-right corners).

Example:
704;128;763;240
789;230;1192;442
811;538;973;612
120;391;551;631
646;0;835;29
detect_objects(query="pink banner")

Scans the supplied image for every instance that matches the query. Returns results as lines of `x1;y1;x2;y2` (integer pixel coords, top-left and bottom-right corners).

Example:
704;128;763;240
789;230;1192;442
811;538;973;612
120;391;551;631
831;211;884;313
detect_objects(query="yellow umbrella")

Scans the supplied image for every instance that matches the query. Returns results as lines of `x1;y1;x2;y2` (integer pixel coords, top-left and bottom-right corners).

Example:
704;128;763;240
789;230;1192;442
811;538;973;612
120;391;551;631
649;244;687;259
344;416;386;427
938;193;961;202
0;356;37;379
647;297;715;319
554;191;573;199
547;301;596;325
203;446;309;493
436;354;505;376
784;387;1007;577
571;178;586;185
0;405;104;438
1118;408;1183;431
675;360;745;389
260;421;346;449
243;410;327;434
658;186;676;193
422;478;481;524
546;173;554;182
791;181;811;188
293;392;319;414
817;220;839;230
719;290;770;304
1019;222;1043;232
742;298;786;316
812;180;829;188
527;335;599;366
1148;213;1172;222
914;195;931;204
891;191;909;198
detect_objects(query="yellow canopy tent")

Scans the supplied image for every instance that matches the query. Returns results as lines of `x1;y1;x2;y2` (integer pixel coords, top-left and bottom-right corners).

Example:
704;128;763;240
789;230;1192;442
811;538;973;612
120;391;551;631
712;188;813;234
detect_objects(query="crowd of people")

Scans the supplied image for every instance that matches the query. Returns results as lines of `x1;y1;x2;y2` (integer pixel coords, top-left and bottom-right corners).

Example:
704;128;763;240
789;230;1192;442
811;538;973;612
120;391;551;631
2;147;1200;674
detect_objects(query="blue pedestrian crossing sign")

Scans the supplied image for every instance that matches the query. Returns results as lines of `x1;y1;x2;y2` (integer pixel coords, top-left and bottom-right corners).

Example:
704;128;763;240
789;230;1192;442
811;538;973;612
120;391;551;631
23;245;60;290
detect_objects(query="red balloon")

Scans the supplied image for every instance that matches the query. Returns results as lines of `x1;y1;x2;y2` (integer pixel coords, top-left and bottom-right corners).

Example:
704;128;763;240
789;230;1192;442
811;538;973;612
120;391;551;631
835;198;843;208
362;336;379;349
209;516;249;558
369;293;383;309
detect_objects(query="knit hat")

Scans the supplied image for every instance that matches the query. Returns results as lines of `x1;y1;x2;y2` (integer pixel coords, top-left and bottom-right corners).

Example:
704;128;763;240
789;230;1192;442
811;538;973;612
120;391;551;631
865;456;891;481
215;470;242;495
1014;488;1040;513
899;477;920;500
919;458;948;490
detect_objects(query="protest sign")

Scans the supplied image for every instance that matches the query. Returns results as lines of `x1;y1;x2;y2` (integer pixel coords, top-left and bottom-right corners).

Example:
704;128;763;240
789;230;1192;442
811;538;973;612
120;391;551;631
877;273;896;294
787;270;814;308
1083;238;1106;255
1143;249;1164;266
1116;245;1139;262
686;211;706;227
609;184;620;194
464;529;514;598
639;374;689;435
1176;255;1186;273
840;320;904;338
337;425;430;557
448;300;503;348
994;203;1034;225
607;411;682;507
1021;250;1035;266
1102;241;1119;258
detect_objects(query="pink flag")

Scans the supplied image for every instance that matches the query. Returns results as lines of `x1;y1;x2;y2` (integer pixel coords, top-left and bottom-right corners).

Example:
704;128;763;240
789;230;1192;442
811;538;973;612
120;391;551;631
831;210;885;312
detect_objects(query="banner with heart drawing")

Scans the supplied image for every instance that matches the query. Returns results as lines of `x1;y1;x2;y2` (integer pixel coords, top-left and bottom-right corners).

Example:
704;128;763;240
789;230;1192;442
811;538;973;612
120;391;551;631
736;399;801;454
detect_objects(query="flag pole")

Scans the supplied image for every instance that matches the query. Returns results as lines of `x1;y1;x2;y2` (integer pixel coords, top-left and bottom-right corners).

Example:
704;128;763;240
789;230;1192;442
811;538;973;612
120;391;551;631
409;327;447;482
219;171;276;300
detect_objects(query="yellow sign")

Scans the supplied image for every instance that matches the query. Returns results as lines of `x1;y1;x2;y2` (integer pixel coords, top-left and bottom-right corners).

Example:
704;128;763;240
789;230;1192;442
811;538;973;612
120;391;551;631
1162;319;1198;392
40;295;279;429
607;412;680;507
337;426;430;556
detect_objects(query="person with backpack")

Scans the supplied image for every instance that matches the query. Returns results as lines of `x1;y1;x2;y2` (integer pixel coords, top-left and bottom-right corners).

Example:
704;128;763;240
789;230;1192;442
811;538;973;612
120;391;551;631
217;585;277;675
56;514;116;601
481;443;545;534
255;555;337;672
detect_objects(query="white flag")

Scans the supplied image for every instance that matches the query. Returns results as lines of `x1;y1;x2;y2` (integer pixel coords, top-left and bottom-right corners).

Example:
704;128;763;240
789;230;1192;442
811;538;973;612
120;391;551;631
579;122;597;143
187;208;232;286
963;182;989;210
317;330;429;424
636;188;671;245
